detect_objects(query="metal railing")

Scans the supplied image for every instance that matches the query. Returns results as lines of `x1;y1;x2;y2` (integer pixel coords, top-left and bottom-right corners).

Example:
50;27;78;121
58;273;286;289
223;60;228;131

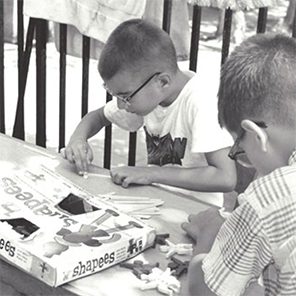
0;0;295;170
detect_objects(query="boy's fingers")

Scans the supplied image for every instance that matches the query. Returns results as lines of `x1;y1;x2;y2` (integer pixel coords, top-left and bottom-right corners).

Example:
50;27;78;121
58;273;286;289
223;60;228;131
65;148;76;163
187;214;196;222
110;171;123;185
181;222;199;242
75;150;88;174
86;148;93;164
181;221;192;232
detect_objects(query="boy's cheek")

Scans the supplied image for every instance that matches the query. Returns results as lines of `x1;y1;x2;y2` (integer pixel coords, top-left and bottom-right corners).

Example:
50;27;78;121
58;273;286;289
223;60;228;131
116;100;126;110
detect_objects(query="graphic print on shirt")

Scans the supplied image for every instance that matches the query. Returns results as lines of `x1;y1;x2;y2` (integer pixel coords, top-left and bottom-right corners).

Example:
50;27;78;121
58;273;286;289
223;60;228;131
144;127;187;166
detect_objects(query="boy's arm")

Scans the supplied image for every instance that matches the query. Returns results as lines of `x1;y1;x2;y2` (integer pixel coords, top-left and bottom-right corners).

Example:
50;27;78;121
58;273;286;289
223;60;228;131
184;253;216;296
184;253;264;296
110;146;236;192
63;107;111;174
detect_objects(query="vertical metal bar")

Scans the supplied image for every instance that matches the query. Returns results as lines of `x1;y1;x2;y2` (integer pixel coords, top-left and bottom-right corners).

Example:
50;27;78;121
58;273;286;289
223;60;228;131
81;35;90;118
59;24;67;151
221;8;232;65
257;7;268;33
104;93;112;169
13;19;36;139
17;0;24;72
128;132;137;166
292;3;296;38
162;0;172;33
35;19;47;147
13;0;25;139
189;5;202;72
0;0;4;133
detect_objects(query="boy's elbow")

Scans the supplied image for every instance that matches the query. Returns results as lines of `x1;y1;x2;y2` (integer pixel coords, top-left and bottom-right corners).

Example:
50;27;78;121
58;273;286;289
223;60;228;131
220;167;237;192
222;175;237;192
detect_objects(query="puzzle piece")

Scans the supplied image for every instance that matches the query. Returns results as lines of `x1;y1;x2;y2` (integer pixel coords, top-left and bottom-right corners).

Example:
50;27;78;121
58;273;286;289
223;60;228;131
140;267;180;296
167;256;189;278
120;260;159;278
159;239;193;258
153;233;170;248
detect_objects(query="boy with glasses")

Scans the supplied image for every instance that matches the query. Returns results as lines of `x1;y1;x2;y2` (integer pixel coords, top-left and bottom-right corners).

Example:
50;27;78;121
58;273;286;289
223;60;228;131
63;19;236;203
182;33;296;295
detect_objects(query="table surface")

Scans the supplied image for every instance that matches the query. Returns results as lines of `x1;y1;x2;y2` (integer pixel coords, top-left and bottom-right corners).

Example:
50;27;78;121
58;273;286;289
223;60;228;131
0;133;214;296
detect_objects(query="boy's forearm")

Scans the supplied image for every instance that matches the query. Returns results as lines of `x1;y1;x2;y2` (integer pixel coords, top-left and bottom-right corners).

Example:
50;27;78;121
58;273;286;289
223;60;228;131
70;108;111;142
150;165;236;192
184;253;216;296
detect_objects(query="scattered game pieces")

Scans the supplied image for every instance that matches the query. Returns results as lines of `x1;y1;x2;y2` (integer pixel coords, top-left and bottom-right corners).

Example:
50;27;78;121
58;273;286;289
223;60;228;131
159;239;193;258
120;259;160;278
167;256;189;278
140;267;180;296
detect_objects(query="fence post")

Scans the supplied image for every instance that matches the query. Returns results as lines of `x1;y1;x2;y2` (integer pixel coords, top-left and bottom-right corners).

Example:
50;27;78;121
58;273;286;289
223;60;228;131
13;18;35;140
104;93;112;169
162;0;172;33
35;18;47;147
292;3;296;38
81;35;90;118
189;5;202;72
0;0;4;133
221;8;232;65
257;7;268;33
59;24;67;151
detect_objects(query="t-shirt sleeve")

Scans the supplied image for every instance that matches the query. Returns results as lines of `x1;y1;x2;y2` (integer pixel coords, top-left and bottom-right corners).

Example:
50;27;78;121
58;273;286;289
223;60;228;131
103;100;144;131
189;94;233;153
202;202;272;296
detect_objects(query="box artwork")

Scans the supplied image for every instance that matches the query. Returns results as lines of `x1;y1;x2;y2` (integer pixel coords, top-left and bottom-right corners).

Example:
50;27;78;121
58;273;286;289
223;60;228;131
0;164;156;287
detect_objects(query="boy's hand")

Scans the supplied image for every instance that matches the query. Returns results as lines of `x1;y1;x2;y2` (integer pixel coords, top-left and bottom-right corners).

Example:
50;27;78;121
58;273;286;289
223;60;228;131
110;166;155;188
61;138;93;175
181;208;225;254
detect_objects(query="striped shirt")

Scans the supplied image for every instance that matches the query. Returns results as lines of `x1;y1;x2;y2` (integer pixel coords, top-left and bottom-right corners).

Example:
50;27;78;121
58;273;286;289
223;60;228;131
202;150;296;296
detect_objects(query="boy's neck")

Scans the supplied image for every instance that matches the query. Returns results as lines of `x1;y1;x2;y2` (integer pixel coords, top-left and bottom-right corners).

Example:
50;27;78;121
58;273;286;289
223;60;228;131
265;126;296;172
160;70;193;107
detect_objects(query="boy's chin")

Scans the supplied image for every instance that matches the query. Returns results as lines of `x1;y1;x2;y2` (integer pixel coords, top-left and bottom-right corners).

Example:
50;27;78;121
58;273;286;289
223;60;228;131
129;110;148;116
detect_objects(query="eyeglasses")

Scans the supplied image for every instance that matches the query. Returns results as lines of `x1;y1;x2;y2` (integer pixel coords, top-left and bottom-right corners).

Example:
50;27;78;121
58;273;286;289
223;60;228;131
103;72;161;104
228;121;267;168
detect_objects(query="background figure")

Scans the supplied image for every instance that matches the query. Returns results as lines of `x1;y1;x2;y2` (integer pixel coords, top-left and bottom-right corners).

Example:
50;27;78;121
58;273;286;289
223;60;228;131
216;10;246;44
285;0;296;27
144;0;191;60
274;0;296;33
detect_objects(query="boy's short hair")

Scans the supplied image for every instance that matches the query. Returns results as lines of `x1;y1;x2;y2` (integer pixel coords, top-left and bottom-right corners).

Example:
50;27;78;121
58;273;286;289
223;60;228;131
218;33;296;133
98;19;178;80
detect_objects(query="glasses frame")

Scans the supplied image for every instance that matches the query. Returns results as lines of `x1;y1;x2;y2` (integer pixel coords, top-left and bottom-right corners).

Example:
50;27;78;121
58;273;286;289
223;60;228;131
228;121;268;167
104;72;161;104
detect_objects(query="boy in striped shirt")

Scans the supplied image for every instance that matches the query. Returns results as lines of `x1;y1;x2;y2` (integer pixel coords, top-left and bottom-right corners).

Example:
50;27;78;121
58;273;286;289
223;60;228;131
182;33;296;296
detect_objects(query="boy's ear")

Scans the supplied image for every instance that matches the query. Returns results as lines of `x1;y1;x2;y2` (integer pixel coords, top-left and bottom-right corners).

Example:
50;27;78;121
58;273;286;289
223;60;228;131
241;119;268;152
157;73;171;88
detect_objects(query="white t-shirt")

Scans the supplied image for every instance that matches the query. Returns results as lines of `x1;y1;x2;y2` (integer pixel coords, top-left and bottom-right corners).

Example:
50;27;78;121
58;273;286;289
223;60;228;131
104;73;233;206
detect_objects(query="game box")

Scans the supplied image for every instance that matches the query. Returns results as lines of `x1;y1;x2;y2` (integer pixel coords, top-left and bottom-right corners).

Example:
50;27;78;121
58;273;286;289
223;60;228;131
0;164;156;287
